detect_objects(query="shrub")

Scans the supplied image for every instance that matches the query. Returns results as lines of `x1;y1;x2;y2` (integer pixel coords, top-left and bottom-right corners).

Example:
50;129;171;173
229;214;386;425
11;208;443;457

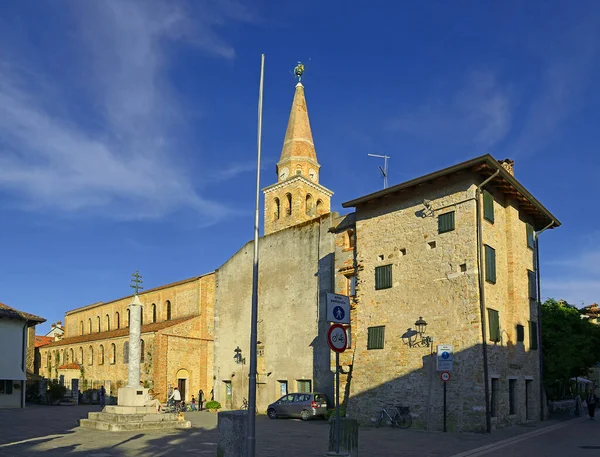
205;400;222;410
47;380;67;402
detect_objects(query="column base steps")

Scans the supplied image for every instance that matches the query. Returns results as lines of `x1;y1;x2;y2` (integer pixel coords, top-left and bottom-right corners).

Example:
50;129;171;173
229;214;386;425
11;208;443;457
79;407;191;431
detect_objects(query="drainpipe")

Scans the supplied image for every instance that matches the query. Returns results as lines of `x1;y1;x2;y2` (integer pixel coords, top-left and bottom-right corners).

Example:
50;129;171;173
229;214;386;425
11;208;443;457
535;220;555;422
476;169;499;433
21;321;28;408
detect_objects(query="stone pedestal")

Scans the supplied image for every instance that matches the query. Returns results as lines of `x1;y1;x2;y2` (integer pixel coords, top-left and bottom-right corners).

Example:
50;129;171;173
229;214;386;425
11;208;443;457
217;410;247;457
118;386;148;407
328;417;358;457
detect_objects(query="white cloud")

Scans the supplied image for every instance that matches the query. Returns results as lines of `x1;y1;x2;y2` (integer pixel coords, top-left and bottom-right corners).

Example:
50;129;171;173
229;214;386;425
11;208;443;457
388;71;512;151
0;0;256;221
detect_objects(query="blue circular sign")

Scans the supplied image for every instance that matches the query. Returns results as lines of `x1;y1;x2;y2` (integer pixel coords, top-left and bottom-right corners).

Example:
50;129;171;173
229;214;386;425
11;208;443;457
441;351;450;360
333;306;345;321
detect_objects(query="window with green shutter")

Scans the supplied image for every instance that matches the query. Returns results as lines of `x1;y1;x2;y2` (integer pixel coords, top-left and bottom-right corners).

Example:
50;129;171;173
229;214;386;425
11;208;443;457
483;190;494;223
367;326;385;350
375;264;392;290
529;321;538;350
526;223;535;249
528;270;537;300
485;245;496;283
516;324;525;342
438;211;455;234
488;308;500;342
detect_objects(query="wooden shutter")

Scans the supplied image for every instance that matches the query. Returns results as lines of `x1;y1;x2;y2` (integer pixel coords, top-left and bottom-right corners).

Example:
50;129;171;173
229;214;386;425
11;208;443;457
487;309;500;342
483;190;494;223
529;321;538;350
367;326;385;349
528;270;537;300
485;245;496;283
526;223;535;249
438;211;456;234
375;265;392;290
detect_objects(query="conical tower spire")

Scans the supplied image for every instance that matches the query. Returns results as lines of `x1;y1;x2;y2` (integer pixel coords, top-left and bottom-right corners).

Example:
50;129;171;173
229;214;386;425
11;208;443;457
278;82;317;164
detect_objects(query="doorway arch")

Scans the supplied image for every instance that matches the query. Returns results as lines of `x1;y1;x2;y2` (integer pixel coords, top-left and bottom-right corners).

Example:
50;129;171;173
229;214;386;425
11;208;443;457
176;368;190;401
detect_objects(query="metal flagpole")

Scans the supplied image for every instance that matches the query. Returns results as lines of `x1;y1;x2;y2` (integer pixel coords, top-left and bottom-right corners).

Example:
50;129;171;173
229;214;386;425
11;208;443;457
247;53;265;457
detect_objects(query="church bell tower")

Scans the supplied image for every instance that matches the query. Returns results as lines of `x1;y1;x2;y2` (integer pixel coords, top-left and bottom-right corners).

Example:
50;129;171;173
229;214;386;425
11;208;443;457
263;64;333;236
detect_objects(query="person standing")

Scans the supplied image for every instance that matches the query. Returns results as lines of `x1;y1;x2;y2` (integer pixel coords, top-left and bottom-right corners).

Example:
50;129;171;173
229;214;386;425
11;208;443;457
99;385;106;408
587;386;599;420
198;389;205;411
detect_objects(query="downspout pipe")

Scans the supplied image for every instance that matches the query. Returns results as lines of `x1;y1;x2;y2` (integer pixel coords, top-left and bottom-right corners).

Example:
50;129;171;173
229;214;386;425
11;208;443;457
535;220;555;422
21;321;28;408
476;169;499;434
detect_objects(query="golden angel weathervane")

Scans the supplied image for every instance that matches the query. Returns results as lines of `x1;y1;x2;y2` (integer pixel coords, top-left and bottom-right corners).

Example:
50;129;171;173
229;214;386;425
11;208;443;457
293;61;305;83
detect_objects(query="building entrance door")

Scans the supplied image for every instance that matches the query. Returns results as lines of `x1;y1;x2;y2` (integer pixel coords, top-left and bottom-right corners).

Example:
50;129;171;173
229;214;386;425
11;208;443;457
178;378;186;402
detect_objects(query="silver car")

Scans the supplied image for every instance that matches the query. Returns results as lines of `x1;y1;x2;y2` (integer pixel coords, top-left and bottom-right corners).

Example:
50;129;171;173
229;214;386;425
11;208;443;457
267;392;329;421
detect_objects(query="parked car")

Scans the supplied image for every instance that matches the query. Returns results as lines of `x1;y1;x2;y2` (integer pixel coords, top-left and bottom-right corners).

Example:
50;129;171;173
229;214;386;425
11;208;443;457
267;393;329;421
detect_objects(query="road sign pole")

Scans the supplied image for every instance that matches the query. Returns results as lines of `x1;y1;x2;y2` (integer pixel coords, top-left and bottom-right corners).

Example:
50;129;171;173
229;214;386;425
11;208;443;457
335;350;340;453
443;381;447;433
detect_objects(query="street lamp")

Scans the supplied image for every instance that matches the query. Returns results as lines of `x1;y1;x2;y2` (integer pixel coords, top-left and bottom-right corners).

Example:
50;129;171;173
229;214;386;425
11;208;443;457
401;317;433;348
234;346;246;365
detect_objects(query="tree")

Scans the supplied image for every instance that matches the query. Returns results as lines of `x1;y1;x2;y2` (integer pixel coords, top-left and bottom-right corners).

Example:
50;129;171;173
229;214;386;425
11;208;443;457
541;298;600;398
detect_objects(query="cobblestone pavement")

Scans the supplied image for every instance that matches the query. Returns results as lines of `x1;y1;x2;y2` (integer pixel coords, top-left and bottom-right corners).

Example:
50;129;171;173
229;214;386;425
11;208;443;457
0;405;581;457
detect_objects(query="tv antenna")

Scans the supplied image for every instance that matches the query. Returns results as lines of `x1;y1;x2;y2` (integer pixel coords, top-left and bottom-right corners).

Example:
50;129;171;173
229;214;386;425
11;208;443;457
368;153;390;189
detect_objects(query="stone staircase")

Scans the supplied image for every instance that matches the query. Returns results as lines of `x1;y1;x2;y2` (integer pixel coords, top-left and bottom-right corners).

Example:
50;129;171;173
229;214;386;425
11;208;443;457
79;405;192;432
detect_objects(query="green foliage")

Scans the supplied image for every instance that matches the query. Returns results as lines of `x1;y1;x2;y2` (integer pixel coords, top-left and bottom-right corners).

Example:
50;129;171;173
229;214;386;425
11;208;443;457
325;406;346;420
47;380;67;402
542;298;600;398
205;400;222;410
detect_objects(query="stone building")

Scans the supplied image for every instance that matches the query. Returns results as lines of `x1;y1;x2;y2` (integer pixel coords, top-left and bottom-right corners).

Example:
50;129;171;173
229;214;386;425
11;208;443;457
340;155;560;431
213;80;353;412
40;274;214;402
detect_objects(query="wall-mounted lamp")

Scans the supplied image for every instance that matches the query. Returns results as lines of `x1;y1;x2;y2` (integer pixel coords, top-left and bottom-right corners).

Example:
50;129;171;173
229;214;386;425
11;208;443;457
401;317;433;348
234;346;246;365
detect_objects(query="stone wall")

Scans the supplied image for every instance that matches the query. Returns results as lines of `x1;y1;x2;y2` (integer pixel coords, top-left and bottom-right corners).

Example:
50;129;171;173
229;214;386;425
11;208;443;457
214;214;337;411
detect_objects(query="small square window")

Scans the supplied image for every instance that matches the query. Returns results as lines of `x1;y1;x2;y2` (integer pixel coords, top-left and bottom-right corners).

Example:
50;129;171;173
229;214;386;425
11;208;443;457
367;326;385;350
438;211;455;234
375;265;392;290
459;263;467;272
428;241;436;249
399;248;407;256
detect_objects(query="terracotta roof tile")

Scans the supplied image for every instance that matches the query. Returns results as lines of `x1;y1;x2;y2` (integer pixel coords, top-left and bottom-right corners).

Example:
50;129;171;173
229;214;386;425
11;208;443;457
0;302;46;325
35;336;54;347
58;362;81;370
44;316;196;348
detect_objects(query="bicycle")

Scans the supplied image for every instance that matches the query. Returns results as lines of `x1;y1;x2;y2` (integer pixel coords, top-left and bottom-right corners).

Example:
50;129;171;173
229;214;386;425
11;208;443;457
375;405;412;429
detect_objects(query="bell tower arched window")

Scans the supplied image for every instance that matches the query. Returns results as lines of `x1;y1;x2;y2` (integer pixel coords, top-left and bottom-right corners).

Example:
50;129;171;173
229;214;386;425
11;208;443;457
116;312;120;329
305;194;313;215
152;304;157;323
274;198;280;220
285;193;292;216
106;314;110;331
166;300;172;320
88;318;92;334
316;199;323;215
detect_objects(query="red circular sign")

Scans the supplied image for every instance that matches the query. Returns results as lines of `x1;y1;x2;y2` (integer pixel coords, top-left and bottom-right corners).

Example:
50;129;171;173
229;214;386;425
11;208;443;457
440;371;451;382
327;324;347;353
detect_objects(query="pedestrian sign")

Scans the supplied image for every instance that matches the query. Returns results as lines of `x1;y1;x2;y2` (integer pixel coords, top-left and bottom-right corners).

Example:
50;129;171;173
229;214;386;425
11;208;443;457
436;344;454;371
326;293;350;324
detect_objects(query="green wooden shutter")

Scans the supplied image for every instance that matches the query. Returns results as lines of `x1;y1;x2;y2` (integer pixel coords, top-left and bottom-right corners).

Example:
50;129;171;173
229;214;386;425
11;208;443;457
438;211;456;234
528;270;537;300
375;265;392;290
367;326;385;349
526;223;535;249
483;190;494;223
488;309;500;342
529;321;538;350
485;245;496;283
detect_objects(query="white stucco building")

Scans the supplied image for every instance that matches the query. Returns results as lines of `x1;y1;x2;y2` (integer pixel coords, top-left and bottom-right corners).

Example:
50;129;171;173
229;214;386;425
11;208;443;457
0;302;45;408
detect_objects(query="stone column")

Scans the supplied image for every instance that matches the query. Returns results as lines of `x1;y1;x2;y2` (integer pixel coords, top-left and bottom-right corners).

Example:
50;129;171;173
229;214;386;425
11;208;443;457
127;295;143;388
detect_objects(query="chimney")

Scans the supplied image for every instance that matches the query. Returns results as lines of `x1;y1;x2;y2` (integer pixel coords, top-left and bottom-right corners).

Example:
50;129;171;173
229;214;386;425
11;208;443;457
498;158;514;176
51;323;56;328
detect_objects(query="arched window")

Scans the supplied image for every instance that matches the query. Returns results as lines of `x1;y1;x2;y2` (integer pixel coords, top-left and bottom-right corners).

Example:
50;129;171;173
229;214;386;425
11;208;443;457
123;342;129;364
89;346;94;365
285;193;292;216
141;339;145;363
88;318;92;334
152;304;157;323
166;301;172;320
97;316;101;333
274;198;280;220
79;347;83;364
80;321;83;336
69;348;74;363
346;229;355;249
127;309;130;328
305;194;313;215
106;314;110;331
110;343;116;365
316;199;323;215
99;345;104;365
60;349;64;364
116;312;120;329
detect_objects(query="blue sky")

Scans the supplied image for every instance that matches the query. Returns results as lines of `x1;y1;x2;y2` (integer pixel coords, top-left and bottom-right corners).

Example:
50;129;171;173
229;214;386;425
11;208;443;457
1;1;598;333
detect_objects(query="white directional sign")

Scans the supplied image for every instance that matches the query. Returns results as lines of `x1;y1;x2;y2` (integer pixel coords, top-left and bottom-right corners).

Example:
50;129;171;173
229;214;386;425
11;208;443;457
326;293;350;324
436;344;454;371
